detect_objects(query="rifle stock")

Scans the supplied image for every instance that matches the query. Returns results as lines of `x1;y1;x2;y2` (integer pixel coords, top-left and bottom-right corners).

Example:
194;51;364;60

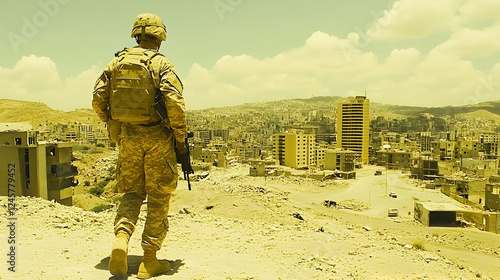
154;92;168;120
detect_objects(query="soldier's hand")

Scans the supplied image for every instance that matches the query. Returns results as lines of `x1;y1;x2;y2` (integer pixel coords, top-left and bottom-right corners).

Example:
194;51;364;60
176;142;187;155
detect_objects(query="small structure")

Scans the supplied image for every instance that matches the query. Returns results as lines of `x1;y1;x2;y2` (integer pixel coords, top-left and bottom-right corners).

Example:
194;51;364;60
375;149;412;170
191;146;227;168
485;183;500;211
415;201;500;234
411;159;440;179
324;148;356;172
414;202;464;227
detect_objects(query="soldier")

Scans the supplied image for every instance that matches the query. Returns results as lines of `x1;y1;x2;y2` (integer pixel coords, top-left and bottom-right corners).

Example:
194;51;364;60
92;13;187;279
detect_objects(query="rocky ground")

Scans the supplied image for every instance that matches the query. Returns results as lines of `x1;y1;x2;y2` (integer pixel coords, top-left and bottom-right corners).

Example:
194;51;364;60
1;155;500;279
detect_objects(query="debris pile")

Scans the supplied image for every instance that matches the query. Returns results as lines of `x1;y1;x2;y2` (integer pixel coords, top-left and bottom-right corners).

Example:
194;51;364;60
1;196;112;230
336;199;371;212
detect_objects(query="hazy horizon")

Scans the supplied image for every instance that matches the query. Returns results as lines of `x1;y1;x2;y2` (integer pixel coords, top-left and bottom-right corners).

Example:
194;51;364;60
3;93;499;114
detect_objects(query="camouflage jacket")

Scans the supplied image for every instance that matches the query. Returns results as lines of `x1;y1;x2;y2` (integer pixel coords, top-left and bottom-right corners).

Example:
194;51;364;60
92;46;187;142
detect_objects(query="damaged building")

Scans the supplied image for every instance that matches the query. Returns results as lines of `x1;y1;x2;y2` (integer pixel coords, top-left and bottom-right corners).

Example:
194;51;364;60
0;123;81;206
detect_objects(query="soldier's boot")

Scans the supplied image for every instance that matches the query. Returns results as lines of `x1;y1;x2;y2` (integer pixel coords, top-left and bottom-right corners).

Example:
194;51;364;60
108;231;129;276
137;250;170;279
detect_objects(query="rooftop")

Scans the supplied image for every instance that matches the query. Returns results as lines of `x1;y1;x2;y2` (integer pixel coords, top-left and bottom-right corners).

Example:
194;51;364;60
0;122;33;132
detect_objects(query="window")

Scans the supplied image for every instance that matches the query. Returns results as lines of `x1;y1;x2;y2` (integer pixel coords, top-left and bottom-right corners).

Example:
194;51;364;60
25;164;30;179
15;138;22;145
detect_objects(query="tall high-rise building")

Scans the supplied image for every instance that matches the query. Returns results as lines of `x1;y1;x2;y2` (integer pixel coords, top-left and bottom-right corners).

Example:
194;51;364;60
336;96;370;165
272;129;315;169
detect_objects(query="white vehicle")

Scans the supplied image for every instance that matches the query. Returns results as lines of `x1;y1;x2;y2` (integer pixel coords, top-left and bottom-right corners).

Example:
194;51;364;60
388;208;398;217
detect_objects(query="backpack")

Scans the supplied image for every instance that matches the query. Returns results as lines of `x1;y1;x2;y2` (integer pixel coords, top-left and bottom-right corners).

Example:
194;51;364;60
109;48;163;124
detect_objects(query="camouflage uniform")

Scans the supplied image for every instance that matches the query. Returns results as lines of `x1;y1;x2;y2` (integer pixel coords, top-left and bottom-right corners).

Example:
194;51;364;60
92;46;187;252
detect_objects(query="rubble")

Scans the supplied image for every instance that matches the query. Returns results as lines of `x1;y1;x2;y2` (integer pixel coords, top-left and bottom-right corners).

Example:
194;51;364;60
336;199;371;211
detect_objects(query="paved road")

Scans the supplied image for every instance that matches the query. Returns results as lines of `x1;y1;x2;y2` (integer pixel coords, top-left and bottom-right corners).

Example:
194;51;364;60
271;165;459;220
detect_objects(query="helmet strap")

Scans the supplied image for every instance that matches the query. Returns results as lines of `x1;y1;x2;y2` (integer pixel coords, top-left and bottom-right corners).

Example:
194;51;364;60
141;21;146;38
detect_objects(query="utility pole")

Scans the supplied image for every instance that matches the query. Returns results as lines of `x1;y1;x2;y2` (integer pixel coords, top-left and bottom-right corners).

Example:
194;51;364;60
385;163;388;197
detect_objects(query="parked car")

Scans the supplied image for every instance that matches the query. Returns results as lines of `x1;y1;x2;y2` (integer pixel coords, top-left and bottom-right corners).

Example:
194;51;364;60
374;170;382;175
388;208;398;217
389;192;397;198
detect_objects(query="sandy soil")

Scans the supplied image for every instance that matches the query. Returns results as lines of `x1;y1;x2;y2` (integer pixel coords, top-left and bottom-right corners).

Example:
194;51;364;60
1;164;499;280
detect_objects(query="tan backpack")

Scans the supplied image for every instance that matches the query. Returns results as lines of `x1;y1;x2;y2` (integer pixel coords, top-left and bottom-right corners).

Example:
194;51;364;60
110;48;163;124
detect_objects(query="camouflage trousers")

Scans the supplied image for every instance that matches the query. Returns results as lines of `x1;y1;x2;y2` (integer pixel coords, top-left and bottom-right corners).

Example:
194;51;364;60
113;124;178;252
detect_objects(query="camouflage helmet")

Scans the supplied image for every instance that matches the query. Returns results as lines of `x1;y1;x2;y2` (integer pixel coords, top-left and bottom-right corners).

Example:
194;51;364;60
131;13;167;41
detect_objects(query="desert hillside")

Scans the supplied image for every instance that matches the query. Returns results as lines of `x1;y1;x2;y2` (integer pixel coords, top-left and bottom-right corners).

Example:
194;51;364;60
0;99;101;127
2;98;500;129
2;164;499;280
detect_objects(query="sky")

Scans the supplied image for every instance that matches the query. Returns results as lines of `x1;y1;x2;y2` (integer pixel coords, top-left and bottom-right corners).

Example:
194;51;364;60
0;0;499;111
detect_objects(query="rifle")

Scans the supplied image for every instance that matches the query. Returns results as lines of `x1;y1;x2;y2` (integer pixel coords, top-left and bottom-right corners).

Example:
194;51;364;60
155;93;193;189
176;131;194;190
154;92;168;120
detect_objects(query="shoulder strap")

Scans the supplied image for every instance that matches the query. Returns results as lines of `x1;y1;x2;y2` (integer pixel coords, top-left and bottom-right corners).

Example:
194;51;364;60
114;47;128;57
141;50;164;79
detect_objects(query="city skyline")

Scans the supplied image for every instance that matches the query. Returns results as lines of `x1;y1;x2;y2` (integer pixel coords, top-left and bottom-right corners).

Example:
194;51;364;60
1;0;499;111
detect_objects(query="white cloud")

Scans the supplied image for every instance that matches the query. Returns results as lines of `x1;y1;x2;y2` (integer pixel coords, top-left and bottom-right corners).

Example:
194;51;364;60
367;0;460;41
370;51;485;107
183;31;369;109
433;24;500;58
184;26;497;110
0;55;100;111
4;0;500;114
459;0;500;22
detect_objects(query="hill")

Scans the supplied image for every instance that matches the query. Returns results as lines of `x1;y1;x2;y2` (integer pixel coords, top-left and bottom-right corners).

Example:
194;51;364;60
0;99;101;127
371;100;500;120
2;97;500;128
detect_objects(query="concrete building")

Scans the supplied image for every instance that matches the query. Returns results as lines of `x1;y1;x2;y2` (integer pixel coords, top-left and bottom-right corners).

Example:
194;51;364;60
458;139;480;159
414;202;464;227
415;201;500;234
462;158;499;178
191;146;227;168
0;124;81;206
437;140;456;161
481;133;500;156
411;158;440;179
485;183;500;211
323;149;356;172
272;130;315;169
248;159;277;177
196;130;212;144
417;132;433;152
212;129;230;142
236;146;261;160
314;144;327;169
375;149;412;170
441;178;487;207
336;96;370;165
